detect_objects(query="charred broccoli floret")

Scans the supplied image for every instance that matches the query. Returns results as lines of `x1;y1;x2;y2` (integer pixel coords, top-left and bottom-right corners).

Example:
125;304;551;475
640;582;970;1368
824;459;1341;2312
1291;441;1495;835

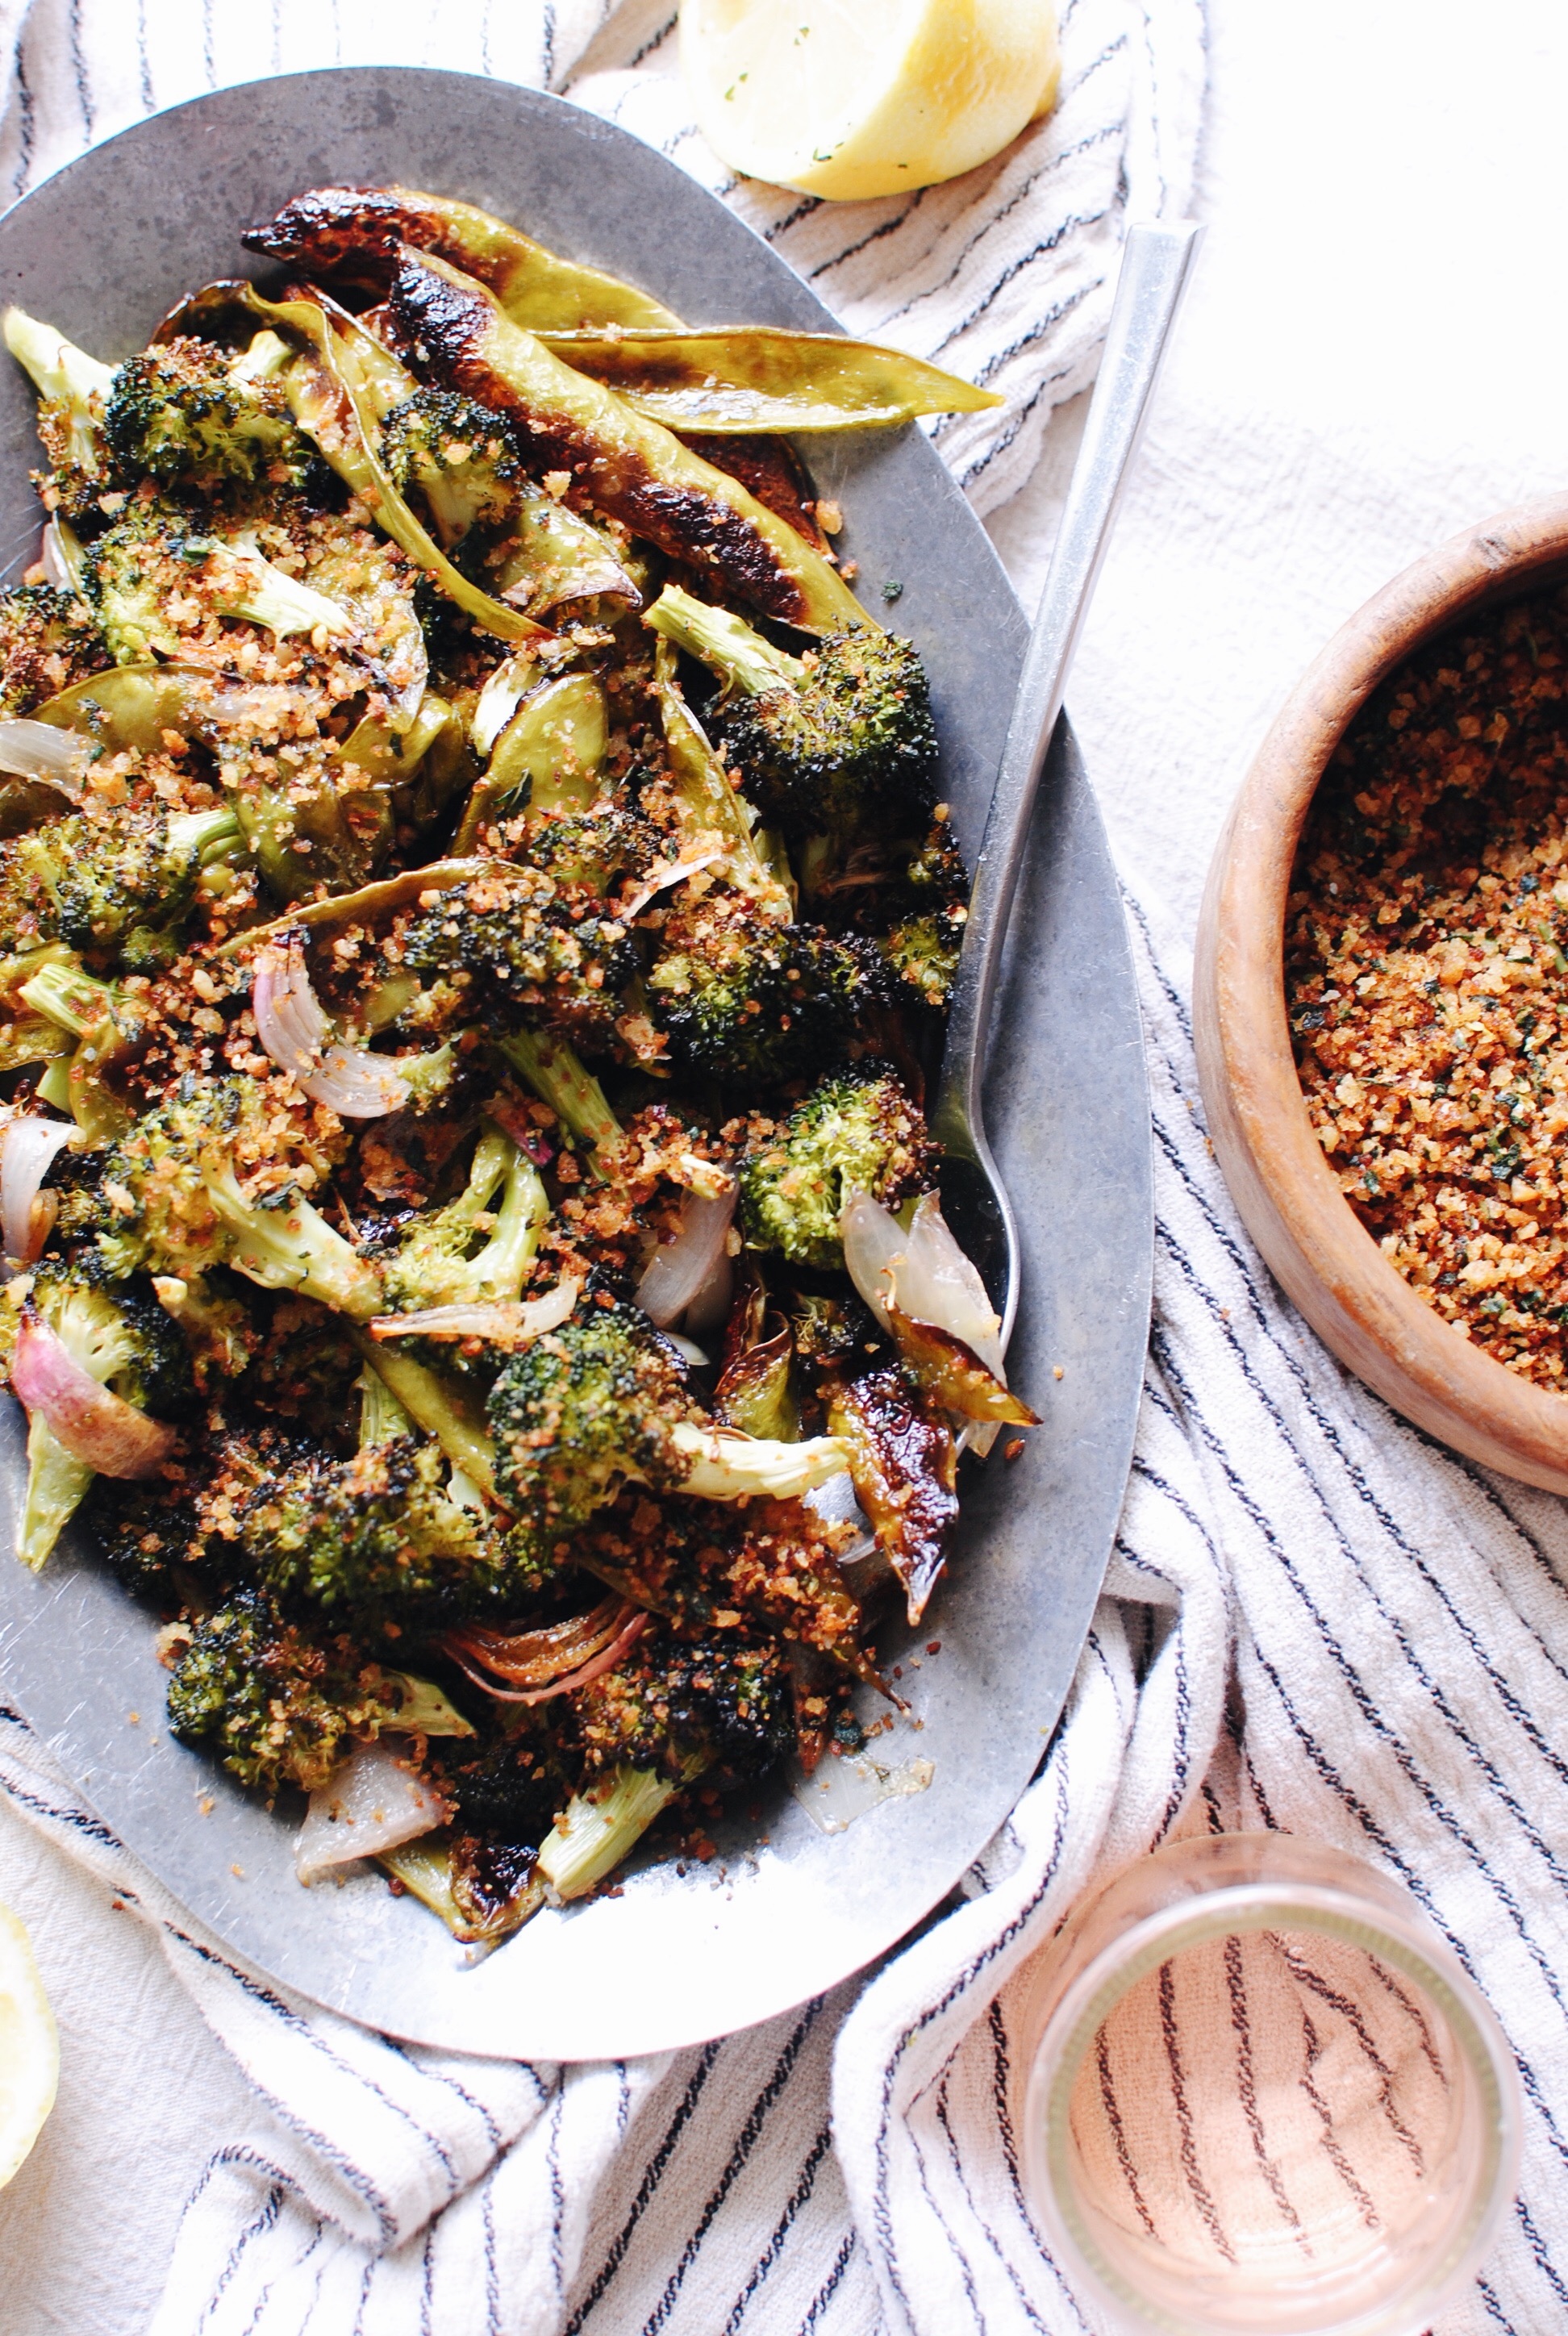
644;583;939;836
164;1587;442;1795
515;804;663;903
81;1074;379;1319
398;869;635;1049
486;1296;849;1534
102;337;324;503
81;506;352;663
379;1124;547;1313
446;1707;577;1842
240;1432;547;1629
576;1629;792;1783
3;1254;192;1572
803;811;970;1012
739;1065;936;1270
377;388;522;548
647;893;877;1088
3;307;115;519
0;582;108;715
8;802;247;967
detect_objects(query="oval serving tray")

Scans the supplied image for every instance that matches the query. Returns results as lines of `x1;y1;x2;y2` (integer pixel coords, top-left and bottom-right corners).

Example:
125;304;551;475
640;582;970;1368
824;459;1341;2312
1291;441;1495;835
0;67;1152;2059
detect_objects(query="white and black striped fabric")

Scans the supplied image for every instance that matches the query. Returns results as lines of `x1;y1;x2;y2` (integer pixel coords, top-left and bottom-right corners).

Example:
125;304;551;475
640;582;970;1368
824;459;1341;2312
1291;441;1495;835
6;5;1566;2334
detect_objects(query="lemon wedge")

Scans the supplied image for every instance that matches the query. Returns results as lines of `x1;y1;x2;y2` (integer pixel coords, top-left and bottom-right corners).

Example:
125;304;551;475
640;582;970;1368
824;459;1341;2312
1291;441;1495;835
681;0;1061;202
0;1900;56;2188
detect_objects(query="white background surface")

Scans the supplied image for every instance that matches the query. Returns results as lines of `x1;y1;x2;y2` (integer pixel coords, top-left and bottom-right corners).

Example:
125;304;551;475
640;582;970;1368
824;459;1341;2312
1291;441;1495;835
2;3;1568;2325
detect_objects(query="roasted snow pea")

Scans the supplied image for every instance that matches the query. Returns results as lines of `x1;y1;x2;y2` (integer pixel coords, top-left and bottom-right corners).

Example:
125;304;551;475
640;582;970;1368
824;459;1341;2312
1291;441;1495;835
243;183;681;332
534;328;1002;435
454;671;607;852
651;637;775;895
386;250;872;634
156;281;544;646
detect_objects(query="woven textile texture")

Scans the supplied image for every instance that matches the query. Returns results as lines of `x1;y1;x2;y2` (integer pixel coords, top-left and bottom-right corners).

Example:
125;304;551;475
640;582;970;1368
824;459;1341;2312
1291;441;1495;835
9;4;1568;2334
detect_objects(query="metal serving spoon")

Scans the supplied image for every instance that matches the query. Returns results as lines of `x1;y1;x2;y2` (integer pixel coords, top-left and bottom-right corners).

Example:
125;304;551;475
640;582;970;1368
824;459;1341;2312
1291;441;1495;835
932;219;1203;1348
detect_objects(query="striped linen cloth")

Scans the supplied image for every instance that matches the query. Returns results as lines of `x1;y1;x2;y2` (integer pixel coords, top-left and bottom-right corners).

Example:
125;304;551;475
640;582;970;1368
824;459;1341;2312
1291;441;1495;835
5;4;1567;2334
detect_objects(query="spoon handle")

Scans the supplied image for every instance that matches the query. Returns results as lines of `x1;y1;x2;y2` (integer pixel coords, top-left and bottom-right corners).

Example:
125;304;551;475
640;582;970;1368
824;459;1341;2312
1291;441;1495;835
933;220;1203;1158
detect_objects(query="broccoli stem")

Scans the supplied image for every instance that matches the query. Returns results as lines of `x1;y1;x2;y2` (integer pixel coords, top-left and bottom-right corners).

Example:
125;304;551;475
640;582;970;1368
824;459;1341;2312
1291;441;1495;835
495;1028;620;1162
19;960;115;1041
644;583;806;700
172;805;248;871
667;1421;850;1503
3;308;115;473
202;1162;383;1319
354;1338;499;1502
211;538;353;642
16;1416;93;1574
535;1761;695;1900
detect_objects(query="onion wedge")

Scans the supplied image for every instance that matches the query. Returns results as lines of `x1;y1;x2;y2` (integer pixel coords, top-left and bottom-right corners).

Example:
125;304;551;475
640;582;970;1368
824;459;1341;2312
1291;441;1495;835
252;936;410;1120
10;1310;176;1479
296;1737;451;1883
442;1601;648;1705
635;1184;736;1331
1;1117;73;1264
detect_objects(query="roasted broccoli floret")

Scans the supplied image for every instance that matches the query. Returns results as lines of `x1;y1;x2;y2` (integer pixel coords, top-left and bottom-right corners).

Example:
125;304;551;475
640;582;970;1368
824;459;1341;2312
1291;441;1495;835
81;507;352;664
647;892;877;1087
81;1074;380;1319
803;810;970;1012
379;1124;547;1313
5;1254;191;1572
102;337;323;503
377;388;522;548
739;1065;936;1270
9;802;247;967
0;582;108;715
514;804;663;903
486;1296;849;1534
398;870;635;1049
645;583;939;836
164;1588;437;1794
576;1629;791;1783
3;306;115;519
528;1629;791;1900
240;1431;546;1629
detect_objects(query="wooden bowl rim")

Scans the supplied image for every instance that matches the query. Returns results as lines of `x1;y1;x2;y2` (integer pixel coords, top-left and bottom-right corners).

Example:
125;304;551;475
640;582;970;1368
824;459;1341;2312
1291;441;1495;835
1200;494;1568;1487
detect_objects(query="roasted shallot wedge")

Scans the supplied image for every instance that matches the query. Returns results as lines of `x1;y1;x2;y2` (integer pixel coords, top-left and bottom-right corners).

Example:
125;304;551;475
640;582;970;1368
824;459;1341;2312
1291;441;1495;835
296;1737;452;1883
841;1190;1037;1433
11;1310;177;1479
441;1600;649;1705
0;1116;74;1266
252;935;411;1120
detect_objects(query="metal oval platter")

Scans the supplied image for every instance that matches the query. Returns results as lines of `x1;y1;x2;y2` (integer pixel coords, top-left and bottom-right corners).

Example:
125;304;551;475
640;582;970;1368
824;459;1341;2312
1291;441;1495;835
0;69;1151;2059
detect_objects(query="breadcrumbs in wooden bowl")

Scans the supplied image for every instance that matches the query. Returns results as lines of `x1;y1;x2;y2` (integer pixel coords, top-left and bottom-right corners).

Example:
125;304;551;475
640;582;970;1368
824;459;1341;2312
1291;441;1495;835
1195;498;1568;1492
1289;585;1568;1389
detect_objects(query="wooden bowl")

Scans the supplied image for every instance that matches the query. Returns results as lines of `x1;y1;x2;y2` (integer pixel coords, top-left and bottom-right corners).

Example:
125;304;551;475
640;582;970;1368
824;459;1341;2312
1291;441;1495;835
1194;495;1568;1492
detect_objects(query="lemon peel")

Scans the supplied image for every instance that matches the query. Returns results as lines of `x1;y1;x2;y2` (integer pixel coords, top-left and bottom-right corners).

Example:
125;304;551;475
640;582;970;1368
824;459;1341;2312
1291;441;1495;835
681;0;1061;202
0;1898;56;2188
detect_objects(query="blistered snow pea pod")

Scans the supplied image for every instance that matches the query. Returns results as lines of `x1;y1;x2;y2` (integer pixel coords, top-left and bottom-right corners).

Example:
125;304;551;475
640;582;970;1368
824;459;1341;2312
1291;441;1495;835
533;327;1002;435
386;248;873;634
243;183;682;333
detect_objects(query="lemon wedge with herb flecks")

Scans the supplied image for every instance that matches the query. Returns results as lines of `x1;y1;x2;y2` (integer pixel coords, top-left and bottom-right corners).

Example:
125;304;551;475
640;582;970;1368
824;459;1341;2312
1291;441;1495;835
680;0;1061;203
0;1900;56;2188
